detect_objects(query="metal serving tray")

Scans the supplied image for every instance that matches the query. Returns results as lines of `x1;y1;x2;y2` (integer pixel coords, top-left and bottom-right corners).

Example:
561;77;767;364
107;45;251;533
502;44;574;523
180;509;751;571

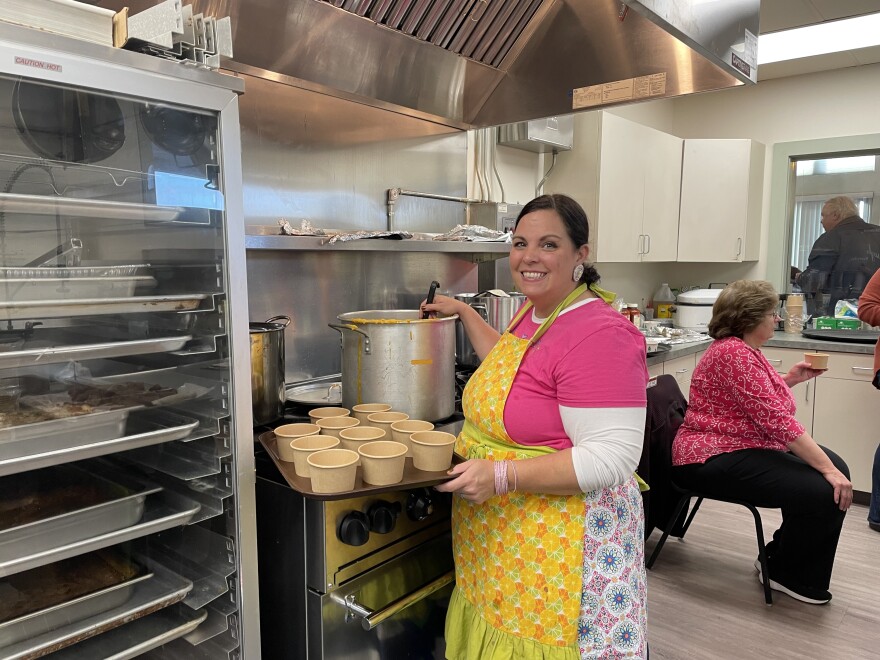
0;490;201;578
0;294;209;321
0;407;134;445
0;553;152;649
0;410;200;477
0;562;194;659
0;465;160;567
0;276;156;302
0;333;193;369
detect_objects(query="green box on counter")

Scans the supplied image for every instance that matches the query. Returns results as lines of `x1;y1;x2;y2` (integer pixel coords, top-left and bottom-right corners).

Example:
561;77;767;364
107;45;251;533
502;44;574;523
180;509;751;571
836;318;861;330
814;317;838;329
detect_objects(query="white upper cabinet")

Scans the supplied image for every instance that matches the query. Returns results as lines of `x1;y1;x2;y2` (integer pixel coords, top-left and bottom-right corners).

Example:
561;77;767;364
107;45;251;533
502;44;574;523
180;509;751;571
677;138;765;262
548;112;682;263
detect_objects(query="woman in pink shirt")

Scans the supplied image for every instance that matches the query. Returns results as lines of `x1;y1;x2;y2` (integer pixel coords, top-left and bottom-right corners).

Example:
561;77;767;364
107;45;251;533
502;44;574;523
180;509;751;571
673;280;852;605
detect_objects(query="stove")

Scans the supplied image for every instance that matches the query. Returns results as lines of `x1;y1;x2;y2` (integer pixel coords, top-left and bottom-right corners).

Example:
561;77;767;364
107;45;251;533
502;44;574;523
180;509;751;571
255;396;461;659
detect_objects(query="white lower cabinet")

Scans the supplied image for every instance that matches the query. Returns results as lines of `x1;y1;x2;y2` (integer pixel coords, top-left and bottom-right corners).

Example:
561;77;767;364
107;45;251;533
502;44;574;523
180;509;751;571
812;352;878;493
663;354;696;401
762;347;815;435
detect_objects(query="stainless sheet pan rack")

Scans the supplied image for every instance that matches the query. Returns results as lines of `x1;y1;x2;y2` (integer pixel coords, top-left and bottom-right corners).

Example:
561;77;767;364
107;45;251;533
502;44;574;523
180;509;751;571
121;434;231;480
130;463;234;525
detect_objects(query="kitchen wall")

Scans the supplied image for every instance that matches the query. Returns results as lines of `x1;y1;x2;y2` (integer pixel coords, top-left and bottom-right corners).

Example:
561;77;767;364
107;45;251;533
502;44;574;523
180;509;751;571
487;62;880;305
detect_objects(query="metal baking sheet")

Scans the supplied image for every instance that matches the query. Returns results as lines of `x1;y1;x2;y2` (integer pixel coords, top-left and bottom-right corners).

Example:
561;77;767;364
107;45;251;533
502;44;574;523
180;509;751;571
0;407;134;445
0;192;185;222
0;265;150;279
0;410;199;477
0;491;201;577
45;603;207;660
0;554;152;648
0;562;193;659
259;430;463;501
0;276;156;302
286;379;342;405
0;467;161;569
0;294;208;321
0;334;192;369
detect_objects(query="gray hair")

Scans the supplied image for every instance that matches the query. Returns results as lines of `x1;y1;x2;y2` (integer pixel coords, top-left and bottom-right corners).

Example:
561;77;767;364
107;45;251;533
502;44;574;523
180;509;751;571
823;196;859;219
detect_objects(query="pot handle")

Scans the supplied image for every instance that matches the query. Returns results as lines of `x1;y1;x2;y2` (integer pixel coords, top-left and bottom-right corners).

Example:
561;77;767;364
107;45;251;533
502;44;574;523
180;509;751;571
265;315;292;327
328;323;371;354
469;303;488;323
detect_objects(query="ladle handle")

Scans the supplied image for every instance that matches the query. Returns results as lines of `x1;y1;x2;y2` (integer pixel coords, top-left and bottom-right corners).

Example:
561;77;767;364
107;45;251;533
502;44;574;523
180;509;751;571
423;281;440;319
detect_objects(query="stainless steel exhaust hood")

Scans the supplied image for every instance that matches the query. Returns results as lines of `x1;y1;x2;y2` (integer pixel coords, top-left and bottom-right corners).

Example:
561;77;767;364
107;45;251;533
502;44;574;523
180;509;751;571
101;0;760;129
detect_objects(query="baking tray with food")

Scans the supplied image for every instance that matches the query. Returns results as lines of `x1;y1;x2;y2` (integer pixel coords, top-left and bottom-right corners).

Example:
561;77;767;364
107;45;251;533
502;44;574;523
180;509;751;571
0;274;157;303
42;602;208;660
0;550;151;649
0;409;202;478
259;430;465;501
0;368;220;445
0;484;201;578
0;558;193;659
0;293;210;322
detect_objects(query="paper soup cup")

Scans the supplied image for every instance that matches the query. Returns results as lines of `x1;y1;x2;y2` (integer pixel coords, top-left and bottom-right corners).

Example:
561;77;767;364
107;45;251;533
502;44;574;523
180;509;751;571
274;423;321;462
352;403;392;425
409;431;456;472
316;416;360;439
367;411;409;438
804;352;829;369
358;441;408;486
339;426;386;465
391;419;434;457
307;448;359;494
308;406;350;424
289;434;339;478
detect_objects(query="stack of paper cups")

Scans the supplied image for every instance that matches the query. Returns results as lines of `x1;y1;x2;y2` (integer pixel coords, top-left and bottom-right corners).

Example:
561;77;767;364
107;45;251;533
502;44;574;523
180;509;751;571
784;294;804;334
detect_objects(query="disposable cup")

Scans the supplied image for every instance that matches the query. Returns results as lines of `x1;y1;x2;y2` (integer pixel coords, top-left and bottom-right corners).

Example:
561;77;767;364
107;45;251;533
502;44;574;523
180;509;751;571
274;423;321;462
307;448;359;493
358;441;408;486
352;403;392;425
367;412;410;441
289;434;339;477
339;426;386;465
391;419;434;457
308;406;350;424
409;431;456;472
316;415;360;439
804;352;829;369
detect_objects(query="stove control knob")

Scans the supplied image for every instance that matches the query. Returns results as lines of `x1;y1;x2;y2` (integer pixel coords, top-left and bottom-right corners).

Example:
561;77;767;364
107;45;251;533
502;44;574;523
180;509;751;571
337;511;370;546
406;489;434;522
367;500;401;534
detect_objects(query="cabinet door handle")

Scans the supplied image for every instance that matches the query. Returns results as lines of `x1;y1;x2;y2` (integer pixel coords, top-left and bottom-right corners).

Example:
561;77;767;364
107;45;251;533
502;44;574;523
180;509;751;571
675;368;689;374
644;234;651;255
852;366;873;373
767;358;782;364
735;237;742;258
637;234;645;254
805;381;810;403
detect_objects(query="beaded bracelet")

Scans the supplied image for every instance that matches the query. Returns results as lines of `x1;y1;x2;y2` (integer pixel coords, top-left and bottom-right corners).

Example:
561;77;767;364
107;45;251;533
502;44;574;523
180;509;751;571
494;460;509;496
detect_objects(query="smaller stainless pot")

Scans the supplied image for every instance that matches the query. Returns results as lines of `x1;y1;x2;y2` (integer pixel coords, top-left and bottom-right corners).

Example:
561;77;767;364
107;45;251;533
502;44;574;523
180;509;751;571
250;315;291;425
455;292;526;366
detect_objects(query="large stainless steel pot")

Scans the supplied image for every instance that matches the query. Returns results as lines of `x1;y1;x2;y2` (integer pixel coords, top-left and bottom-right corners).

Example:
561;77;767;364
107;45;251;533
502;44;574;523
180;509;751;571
250;315;291;425
455;292;526;367
329;310;457;422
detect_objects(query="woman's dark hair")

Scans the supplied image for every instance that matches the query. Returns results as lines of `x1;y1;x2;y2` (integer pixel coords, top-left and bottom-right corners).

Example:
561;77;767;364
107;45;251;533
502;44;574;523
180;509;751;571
514;194;600;286
708;280;779;339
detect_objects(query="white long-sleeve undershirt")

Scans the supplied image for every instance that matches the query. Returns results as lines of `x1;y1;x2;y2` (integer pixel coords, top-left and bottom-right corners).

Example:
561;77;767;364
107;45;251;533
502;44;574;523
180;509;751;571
560;405;646;492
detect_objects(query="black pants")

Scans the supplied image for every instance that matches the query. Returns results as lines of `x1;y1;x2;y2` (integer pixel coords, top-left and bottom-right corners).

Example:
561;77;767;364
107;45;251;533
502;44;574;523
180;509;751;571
672;447;849;591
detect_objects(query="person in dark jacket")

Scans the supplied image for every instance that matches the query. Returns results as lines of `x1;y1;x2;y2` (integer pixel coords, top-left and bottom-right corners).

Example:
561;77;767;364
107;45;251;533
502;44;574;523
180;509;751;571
797;196;880;316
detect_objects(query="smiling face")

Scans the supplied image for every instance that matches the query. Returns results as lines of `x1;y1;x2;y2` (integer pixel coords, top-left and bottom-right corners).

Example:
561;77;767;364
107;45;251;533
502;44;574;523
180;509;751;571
509;208;589;317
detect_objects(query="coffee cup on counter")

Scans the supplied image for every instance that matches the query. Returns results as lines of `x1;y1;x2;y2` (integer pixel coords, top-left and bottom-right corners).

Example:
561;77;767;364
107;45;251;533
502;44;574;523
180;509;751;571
804;352;829;370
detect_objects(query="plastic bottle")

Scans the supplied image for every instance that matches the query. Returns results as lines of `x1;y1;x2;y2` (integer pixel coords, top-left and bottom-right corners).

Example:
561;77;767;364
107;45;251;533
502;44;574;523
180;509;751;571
627;303;642;328
653;283;675;319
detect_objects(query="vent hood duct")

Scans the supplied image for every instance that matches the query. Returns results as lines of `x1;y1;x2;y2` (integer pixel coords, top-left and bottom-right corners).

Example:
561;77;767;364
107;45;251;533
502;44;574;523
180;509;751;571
102;0;760;129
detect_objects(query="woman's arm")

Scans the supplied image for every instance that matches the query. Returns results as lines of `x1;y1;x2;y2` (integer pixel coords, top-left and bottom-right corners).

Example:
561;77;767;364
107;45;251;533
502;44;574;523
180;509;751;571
858;269;880;326
434;406;646;502
421;294;501;361
787;433;853;511
782;361;826;388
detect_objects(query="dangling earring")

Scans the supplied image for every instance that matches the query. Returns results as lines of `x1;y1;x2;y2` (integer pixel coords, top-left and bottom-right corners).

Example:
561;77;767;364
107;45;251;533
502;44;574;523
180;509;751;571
572;263;585;282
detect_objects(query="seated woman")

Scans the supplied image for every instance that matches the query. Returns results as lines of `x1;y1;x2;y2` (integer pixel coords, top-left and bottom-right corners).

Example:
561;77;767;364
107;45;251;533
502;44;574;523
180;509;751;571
672;280;852;605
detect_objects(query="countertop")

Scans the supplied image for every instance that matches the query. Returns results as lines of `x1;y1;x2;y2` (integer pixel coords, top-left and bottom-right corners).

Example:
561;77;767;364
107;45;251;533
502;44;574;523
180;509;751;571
646;330;876;367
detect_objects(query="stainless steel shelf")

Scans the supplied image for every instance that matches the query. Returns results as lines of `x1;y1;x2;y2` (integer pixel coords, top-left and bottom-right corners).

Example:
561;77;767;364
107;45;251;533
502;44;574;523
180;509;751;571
244;232;512;256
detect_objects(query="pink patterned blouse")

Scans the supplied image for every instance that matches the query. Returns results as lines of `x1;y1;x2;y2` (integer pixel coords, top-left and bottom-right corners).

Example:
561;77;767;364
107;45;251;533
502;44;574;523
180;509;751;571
672;336;805;466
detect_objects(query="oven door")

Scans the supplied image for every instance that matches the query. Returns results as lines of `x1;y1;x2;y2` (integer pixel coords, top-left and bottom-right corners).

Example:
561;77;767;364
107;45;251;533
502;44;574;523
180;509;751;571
308;533;454;660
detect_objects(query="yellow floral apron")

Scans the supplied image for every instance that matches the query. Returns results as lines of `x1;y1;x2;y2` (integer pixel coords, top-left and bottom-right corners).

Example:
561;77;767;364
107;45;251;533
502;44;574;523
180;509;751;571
445;285;648;660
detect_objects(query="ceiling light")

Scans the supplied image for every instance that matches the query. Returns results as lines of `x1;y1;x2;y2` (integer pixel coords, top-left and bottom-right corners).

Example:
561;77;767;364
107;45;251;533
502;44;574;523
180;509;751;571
758;12;880;65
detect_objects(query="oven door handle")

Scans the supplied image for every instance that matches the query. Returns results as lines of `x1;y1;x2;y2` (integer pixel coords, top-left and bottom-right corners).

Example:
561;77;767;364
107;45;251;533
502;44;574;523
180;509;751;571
334;570;455;631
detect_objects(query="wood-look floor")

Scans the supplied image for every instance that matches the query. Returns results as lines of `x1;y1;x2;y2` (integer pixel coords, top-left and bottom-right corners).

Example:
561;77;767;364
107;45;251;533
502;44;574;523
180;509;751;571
645;500;880;660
